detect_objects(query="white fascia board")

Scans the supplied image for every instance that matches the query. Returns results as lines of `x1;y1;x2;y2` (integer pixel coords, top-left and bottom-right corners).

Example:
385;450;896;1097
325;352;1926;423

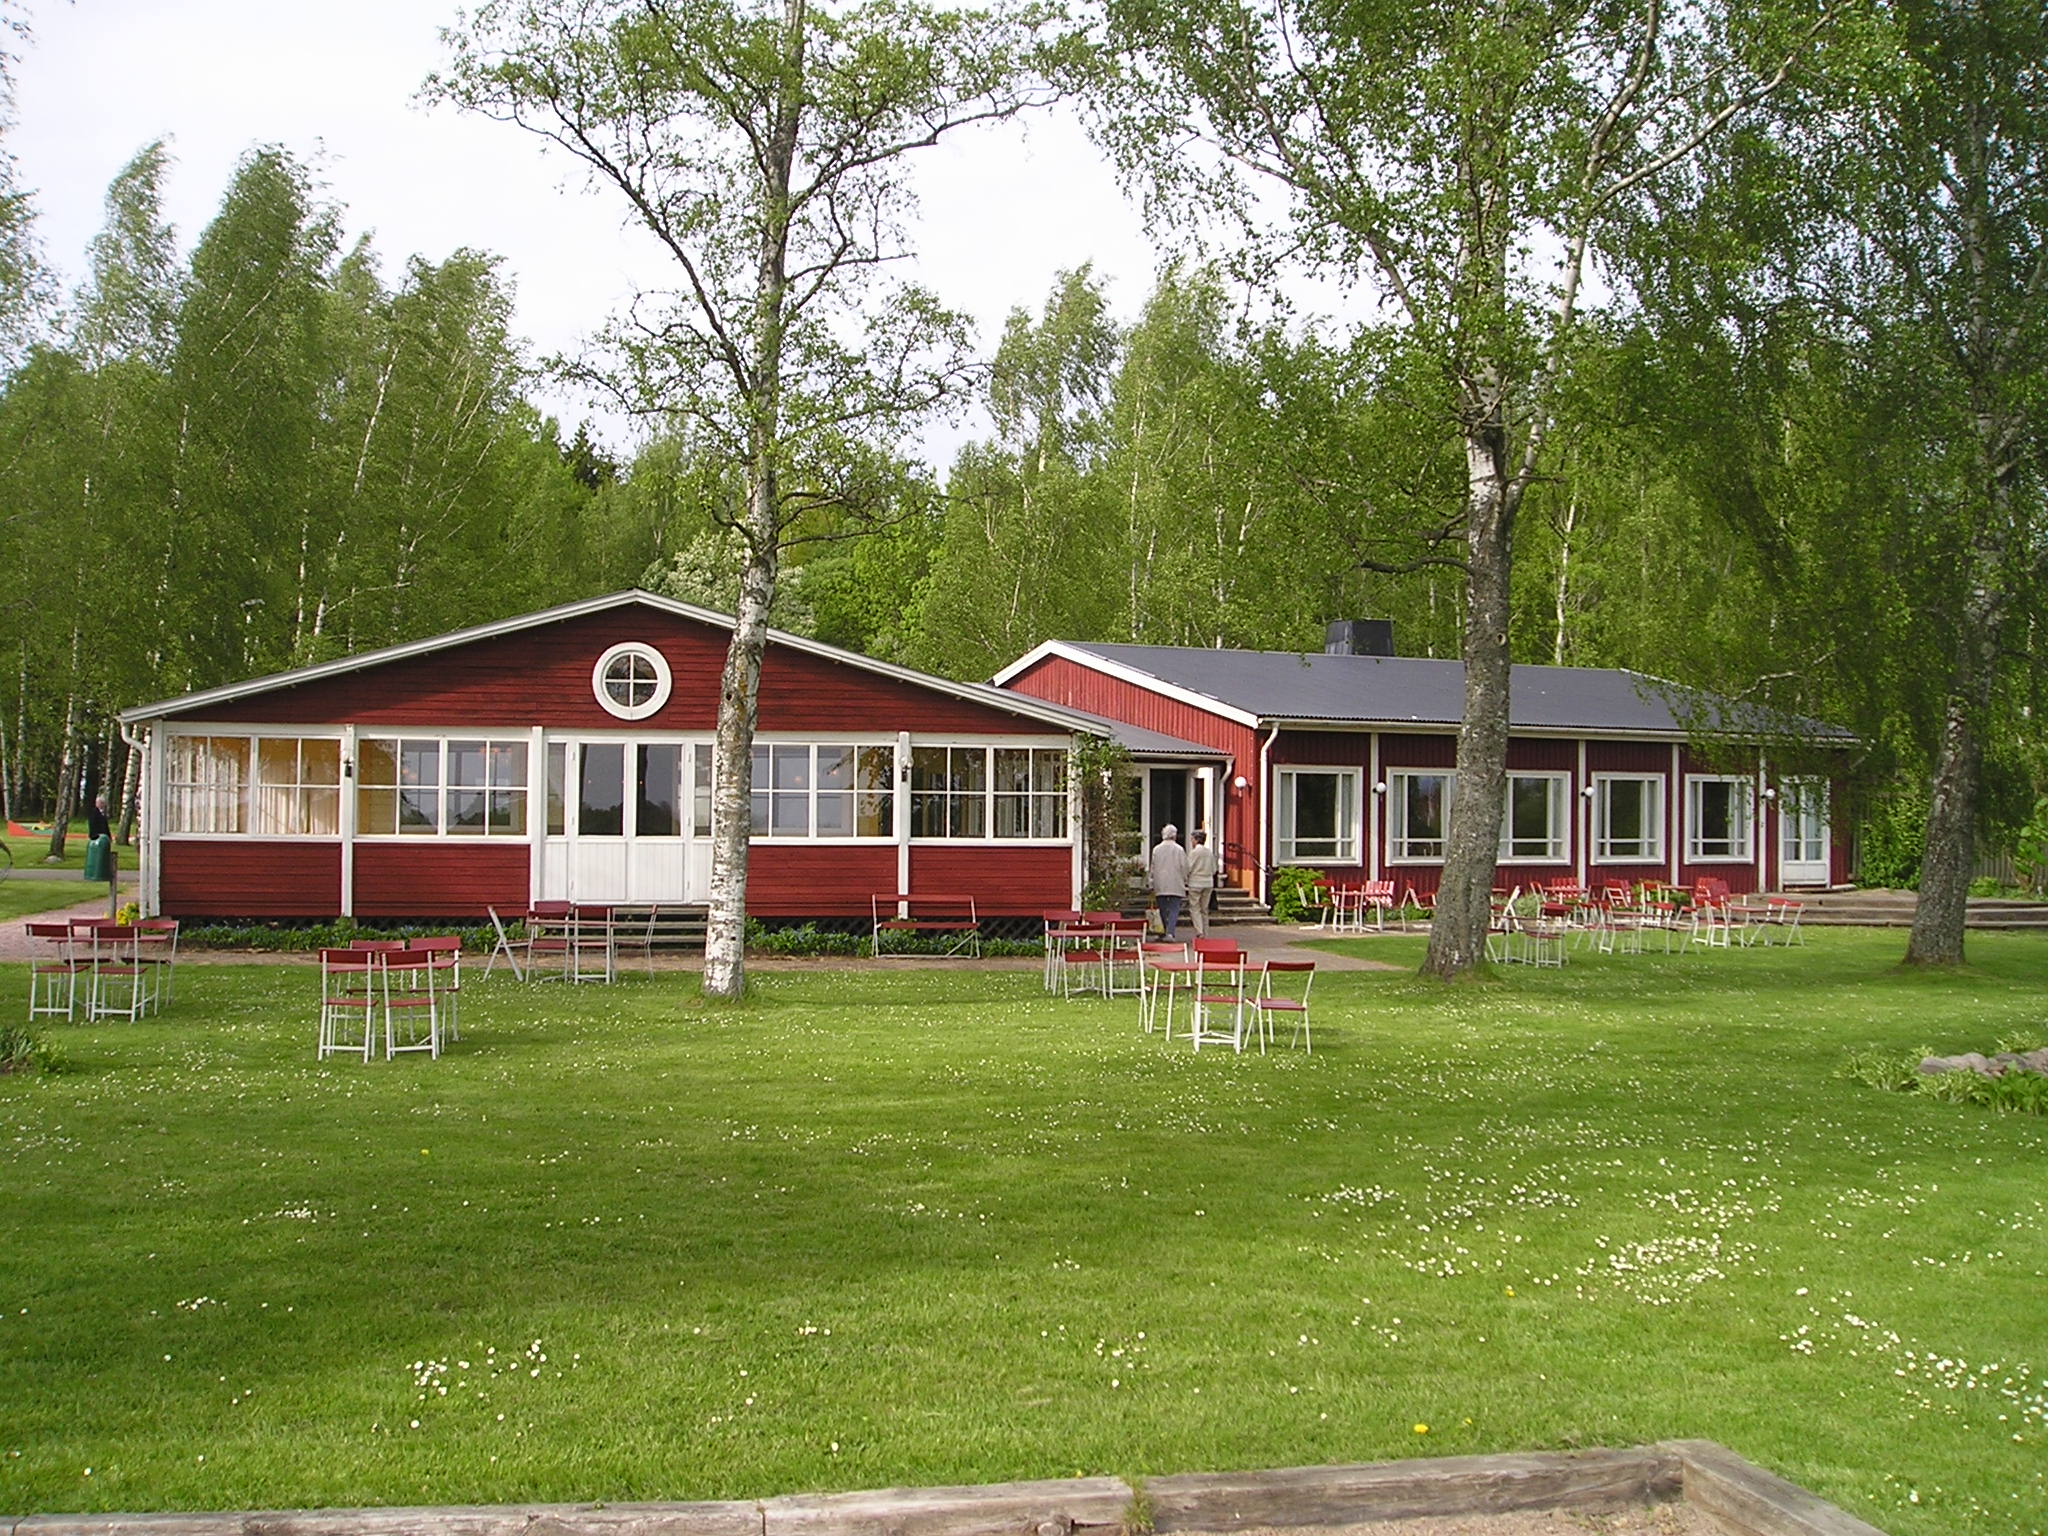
119;589;1109;739
993;642;1263;730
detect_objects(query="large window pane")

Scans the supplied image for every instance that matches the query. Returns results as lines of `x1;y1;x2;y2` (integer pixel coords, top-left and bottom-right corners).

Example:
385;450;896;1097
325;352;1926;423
580;743;625;836
1688;777;1752;860
1278;767;1359;862
1501;775;1565;861
638;744;682;838
168;735;251;834
1390;771;1450;862
856;746;894;838
547;743;567;836
398;742;440;834
1595;776;1661;862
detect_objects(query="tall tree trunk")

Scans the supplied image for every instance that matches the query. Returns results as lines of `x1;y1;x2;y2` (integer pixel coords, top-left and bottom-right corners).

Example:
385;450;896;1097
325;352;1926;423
118;737;143;845
1905;546;2002;965
701;0;804;1003
46;687;80;861
702;518;779;1001
1423;408;1516;979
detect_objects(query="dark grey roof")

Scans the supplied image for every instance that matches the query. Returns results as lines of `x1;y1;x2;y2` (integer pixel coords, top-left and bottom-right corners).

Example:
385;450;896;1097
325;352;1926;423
1066;643;1854;742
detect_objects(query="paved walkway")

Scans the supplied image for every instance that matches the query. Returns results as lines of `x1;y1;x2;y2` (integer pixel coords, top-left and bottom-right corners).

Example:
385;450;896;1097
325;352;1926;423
0;904;1409;972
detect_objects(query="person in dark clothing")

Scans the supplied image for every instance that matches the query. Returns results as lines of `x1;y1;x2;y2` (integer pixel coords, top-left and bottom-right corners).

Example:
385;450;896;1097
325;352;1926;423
87;794;110;842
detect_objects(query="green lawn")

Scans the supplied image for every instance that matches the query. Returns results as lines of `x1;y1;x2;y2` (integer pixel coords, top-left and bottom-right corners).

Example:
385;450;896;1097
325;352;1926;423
2;932;2043;1533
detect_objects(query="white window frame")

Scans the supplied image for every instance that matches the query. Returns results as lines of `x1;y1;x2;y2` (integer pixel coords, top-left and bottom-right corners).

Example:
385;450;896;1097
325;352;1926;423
1778;776;1830;867
909;742;1070;842
1498;772;1570;863
356;734;533;839
751;741;897;841
1276;767;1362;864
591;642;673;721
163;730;345;838
1593;774;1665;863
1686;774;1755;862
1386;769;1454;864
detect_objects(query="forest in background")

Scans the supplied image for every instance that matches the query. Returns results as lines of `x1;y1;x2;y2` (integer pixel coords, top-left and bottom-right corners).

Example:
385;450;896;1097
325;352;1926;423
0;3;2042;888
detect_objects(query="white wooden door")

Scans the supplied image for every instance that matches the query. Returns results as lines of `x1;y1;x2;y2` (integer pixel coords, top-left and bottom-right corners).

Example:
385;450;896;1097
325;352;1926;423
1778;778;1830;886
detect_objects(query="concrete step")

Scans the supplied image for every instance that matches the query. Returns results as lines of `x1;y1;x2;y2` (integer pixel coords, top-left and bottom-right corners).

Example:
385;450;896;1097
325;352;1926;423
1783;890;2048;929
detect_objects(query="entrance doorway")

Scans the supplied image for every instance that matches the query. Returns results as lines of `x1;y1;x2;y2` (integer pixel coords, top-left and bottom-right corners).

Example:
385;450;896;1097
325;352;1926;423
540;738;712;903
1147;768;1188;846
1778;778;1830;886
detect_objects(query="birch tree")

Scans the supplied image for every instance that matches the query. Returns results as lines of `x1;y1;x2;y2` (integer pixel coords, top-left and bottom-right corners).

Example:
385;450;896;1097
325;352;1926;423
433;0;1068;1000
1101;0;1845;977
1635;0;2047;964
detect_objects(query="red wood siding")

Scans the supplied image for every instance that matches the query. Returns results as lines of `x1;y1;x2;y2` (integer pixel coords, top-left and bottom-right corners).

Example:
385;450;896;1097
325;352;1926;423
180;608;1061;737
746;845;900;917
910;845;1074;915
161;841;342;919
1377;733;1458;769
1586;740;1675;774
353;843;530;918
1505;739;1577;771
1273;730;1368;766
1002;655;1262;886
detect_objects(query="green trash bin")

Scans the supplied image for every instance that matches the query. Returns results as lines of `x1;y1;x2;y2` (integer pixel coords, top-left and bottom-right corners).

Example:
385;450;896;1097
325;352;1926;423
83;833;110;882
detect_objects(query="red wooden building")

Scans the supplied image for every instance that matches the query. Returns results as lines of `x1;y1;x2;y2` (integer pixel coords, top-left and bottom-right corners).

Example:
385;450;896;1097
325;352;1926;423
994;624;1856;902
117;592;1112;921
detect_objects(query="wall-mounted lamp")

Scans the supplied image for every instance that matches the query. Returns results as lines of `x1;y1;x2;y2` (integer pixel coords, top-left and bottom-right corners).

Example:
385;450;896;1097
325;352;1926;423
1232;774;1248;790
1581;784;1597;799
1372;780;1388;796
1761;786;1778;801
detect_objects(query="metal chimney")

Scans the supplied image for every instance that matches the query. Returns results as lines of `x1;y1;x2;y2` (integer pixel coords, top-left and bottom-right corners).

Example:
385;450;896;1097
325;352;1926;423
1324;620;1395;657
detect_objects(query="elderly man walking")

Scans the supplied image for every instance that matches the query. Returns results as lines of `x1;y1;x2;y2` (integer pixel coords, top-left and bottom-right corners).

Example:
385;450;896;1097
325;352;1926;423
1149;824;1189;940
1186;828;1219;937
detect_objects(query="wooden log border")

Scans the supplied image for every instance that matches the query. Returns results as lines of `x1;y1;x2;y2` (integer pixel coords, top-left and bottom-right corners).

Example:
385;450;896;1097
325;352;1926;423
3;1441;1890;1536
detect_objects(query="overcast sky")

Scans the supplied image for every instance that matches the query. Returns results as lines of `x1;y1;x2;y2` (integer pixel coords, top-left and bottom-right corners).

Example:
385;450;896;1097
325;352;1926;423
8;0;1175;466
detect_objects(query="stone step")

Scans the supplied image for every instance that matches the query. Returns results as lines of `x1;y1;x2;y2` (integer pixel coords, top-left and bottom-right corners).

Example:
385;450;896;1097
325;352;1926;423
1771;890;2048;929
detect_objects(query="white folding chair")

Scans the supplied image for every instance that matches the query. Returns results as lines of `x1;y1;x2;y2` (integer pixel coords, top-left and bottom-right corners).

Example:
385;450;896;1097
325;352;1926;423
409;937;463;1041
382;949;441;1060
1189;948;1249;1052
26;922;84;1022
317;947;378;1063
1251;960;1316;1052
569;905;615;983
136;918;181;1013
483;906;525;981
83;922;150;1022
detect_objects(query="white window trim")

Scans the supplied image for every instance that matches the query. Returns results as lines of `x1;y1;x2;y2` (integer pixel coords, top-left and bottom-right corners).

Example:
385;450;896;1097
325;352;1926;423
907;742;1072;844
162;728;347;839
1685;774;1755;862
355;732;536;840
1274;766;1363;865
750;741;899;842
1592;773;1666;864
592;642;673;721
1498;771;1571;864
1777;775;1831;866
1387;768;1454;865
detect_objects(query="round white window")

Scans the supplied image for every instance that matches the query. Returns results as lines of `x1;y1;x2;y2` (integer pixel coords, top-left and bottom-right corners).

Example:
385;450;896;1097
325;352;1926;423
592;642;673;720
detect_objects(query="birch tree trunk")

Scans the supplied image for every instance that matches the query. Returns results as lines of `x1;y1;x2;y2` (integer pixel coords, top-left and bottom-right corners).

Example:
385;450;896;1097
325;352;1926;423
1423;402;1517;978
46;687;79;861
118;737;143;846
701;0;804;1003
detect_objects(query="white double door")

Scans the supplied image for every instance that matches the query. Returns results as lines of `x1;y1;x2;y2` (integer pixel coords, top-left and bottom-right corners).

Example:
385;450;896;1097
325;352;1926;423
541;738;713;904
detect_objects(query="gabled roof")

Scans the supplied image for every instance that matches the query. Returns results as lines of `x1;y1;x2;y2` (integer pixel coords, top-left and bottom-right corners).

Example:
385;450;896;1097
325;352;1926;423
118;590;1106;737
994;640;1855;743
